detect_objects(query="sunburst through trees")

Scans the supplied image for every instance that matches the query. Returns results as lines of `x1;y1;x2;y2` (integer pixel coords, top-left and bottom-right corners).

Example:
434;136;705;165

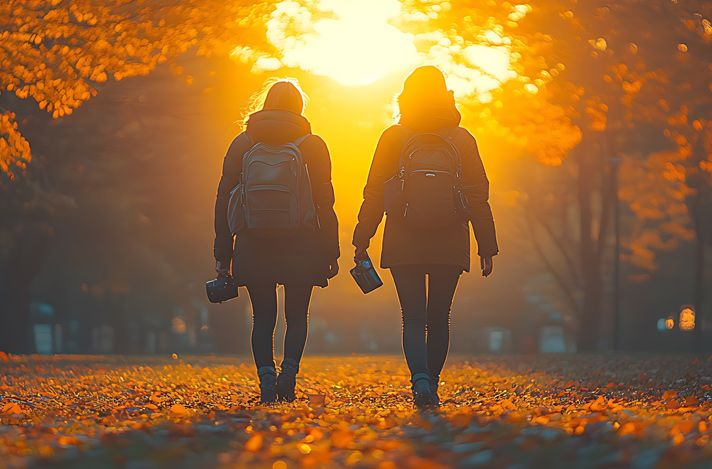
1;0;711;349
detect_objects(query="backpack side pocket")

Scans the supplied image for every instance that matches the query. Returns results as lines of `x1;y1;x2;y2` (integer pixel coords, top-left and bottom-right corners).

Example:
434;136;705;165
227;183;245;235
383;173;406;217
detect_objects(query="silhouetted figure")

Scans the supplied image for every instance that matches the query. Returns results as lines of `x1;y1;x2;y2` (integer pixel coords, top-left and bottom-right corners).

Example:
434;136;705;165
353;66;498;408
214;79;339;404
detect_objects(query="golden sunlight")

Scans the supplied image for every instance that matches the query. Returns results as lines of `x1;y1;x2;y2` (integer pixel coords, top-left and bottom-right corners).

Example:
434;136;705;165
231;1;527;96
258;0;419;86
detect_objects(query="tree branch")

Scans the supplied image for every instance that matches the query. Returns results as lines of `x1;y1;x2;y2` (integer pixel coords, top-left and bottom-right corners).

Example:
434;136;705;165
537;214;582;282
524;208;582;315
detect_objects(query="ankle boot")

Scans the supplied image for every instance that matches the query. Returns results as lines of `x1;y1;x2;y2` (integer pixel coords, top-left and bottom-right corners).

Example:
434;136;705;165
429;375;441;406
257;366;277;404
411;373;437;409
276;358;299;402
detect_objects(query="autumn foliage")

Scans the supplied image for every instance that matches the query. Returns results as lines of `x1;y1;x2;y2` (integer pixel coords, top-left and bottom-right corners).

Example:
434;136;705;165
0;0;273;176
2;355;712;467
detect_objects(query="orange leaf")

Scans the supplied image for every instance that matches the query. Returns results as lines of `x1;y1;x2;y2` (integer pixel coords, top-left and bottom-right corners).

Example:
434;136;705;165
245;433;263;452
618;422;636;435
450;413;471;427
666;400;681;410
684;396;699;407
678;420;694;435
1;403;22;415
58;436;79;445
169;404;188;415
330;430;353;448
501;399;516;411
662;390;678;400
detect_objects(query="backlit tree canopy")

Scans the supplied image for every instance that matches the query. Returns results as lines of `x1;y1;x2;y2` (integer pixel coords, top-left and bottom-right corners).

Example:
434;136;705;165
1;0;712;354
1;0;585;177
0;0;273;177
1;0;711;268
3;0;710;176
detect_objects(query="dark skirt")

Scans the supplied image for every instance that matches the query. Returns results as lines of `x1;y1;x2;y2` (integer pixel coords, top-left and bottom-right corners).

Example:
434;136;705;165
232;229;330;288
381;216;472;272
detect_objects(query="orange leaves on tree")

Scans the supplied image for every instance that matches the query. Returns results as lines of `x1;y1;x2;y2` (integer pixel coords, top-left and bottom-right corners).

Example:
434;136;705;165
0;112;32;180
0;0;270;177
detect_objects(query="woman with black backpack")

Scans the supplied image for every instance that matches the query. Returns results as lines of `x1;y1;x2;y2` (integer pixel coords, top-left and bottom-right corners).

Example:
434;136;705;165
214;78;339;404
352;66;498;408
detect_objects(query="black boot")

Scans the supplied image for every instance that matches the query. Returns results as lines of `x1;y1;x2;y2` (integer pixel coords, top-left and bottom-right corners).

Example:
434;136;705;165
411;373;437;409
429;374;441;406
257;366;277;404
276;358;299;402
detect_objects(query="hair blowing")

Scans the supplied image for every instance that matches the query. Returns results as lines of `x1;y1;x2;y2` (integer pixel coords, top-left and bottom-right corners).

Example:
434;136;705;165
241;77;309;128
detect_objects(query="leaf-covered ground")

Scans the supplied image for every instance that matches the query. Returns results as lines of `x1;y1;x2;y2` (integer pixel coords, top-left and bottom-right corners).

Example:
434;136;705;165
2;354;712;468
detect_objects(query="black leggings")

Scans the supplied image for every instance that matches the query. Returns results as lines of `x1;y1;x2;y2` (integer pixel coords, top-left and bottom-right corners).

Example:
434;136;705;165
246;282;313;370
390;265;462;383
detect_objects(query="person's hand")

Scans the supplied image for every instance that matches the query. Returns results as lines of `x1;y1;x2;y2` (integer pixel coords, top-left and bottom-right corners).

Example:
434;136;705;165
215;260;230;277
354;247;368;263
327;261;339;279
480;257;493;277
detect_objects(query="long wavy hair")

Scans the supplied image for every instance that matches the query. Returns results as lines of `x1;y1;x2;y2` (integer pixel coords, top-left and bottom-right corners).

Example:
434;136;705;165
241;77;309;129
393;65;456;121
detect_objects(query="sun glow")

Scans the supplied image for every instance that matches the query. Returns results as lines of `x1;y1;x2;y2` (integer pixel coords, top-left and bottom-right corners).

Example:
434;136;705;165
231;1;529;97
254;0;419;86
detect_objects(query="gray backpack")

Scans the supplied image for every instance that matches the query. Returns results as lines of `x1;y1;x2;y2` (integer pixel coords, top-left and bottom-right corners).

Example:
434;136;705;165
383;127;468;227
227;134;316;238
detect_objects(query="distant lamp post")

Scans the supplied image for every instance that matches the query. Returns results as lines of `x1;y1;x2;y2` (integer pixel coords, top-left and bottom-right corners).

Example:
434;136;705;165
680;306;695;332
607;156;623;351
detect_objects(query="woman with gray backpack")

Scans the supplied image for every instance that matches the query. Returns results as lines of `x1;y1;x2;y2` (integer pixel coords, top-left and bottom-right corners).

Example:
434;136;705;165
213;78;339;404
352;66;498;408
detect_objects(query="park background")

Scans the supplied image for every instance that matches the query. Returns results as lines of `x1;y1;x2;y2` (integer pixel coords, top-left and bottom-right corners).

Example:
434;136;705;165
1;0;711;356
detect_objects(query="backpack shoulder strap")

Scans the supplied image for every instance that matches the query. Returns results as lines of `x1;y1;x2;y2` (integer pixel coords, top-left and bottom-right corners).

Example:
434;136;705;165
294;133;312;147
396;125;418;170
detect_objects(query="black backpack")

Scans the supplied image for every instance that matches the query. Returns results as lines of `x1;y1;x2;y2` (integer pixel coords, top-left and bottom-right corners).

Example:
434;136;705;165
383;127;469;227
227;134;316;238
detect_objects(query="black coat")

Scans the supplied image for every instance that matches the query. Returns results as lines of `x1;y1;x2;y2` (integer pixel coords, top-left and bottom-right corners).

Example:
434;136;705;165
214;109;339;287
352;105;498;272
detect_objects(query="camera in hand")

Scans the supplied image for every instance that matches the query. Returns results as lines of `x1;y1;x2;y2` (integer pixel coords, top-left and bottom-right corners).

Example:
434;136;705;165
206;274;239;303
350;252;383;294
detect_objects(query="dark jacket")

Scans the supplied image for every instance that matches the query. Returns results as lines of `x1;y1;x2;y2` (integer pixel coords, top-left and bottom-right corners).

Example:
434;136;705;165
352;105;498;272
214;109;339;287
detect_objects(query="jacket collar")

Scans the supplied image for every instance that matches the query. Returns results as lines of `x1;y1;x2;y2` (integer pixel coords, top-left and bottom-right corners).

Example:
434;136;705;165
246;109;311;144
399;103;461;132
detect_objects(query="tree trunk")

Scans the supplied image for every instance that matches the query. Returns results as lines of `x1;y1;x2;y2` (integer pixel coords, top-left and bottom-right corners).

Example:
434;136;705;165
578;267;603;351
0;221;52;354
0;264;35;354
576;144;607;352
693;189;706;352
